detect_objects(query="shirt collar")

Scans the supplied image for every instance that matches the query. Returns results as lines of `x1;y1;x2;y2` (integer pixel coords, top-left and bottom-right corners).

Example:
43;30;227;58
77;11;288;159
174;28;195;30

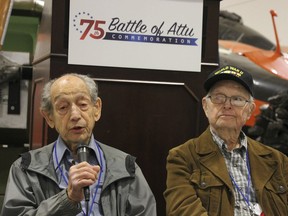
53;134;100;170
210;127;248;151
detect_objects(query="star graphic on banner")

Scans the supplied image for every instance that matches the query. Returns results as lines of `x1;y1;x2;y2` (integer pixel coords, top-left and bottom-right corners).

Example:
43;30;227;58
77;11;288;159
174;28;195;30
72;12;94;34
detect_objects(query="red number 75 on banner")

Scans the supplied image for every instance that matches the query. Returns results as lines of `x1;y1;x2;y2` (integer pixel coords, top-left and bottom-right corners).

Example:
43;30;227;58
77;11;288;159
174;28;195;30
79;19;106;40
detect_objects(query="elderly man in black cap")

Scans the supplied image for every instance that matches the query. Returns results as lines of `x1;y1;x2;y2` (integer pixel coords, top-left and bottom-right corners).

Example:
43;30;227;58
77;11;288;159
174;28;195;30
164;65;288;216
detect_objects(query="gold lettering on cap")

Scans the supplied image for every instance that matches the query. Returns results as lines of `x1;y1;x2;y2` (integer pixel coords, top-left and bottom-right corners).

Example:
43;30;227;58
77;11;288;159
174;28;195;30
214;66;244;77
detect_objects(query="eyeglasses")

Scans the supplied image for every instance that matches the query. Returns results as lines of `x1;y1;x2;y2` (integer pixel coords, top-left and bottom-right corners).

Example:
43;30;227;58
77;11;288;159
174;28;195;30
207;94;251;107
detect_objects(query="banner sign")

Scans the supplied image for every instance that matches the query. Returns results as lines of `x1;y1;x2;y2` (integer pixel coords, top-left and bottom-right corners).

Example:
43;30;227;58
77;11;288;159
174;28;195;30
68;0;203;72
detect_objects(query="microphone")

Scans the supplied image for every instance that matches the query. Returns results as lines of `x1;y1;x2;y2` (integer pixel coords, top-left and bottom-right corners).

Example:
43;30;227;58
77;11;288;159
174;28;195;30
77;144;90;202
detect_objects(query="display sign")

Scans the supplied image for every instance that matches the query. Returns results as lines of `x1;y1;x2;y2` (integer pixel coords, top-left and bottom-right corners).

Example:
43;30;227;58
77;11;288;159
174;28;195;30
68;0;203;72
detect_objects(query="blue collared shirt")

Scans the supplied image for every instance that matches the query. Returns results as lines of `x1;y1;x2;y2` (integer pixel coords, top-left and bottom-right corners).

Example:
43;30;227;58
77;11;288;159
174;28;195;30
53;134;106;216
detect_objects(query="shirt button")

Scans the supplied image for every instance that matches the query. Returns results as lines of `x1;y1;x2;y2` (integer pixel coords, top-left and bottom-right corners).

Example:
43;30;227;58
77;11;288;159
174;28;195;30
233;163;237;167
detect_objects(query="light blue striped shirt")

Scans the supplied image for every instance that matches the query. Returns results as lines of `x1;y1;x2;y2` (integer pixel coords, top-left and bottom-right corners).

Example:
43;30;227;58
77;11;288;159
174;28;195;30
53;134;106;216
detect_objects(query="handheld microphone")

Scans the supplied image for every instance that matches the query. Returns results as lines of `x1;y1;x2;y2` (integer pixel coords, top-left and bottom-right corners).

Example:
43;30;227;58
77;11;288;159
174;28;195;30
77;144;90;202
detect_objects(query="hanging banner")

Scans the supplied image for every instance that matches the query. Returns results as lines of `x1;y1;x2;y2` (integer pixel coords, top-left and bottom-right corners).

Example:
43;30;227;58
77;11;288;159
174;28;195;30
68;0;203;72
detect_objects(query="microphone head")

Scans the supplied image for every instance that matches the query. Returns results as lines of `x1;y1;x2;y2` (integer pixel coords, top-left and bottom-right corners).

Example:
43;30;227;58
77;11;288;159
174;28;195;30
77;143;90;162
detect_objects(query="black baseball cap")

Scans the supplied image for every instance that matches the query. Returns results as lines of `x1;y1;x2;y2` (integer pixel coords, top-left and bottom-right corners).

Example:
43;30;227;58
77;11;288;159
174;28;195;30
204;65;254;96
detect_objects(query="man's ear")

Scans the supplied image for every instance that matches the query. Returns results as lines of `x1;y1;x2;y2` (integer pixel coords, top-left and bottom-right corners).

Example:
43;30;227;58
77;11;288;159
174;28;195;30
40;109;55;128
202;96;209;117
247;102;256;119
94;97;102;122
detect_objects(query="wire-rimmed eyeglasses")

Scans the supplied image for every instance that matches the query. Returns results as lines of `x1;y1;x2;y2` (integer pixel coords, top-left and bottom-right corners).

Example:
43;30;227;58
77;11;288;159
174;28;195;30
207;94;251;107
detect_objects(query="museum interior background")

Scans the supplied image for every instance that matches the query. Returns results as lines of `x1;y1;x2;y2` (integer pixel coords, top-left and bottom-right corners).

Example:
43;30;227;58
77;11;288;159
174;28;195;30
1;0;288;215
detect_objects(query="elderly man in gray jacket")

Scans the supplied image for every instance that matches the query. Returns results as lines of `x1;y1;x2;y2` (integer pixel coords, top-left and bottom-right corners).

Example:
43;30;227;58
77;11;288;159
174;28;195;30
1;73;157;216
